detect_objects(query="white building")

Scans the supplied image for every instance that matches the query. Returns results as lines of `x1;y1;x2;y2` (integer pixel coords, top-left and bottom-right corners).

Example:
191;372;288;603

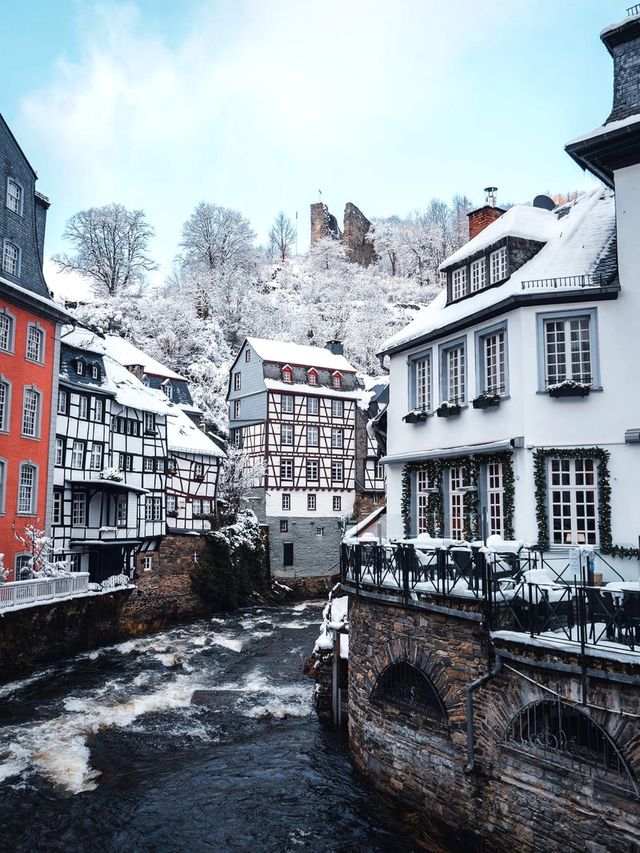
379;13;640;580
227;337;384;576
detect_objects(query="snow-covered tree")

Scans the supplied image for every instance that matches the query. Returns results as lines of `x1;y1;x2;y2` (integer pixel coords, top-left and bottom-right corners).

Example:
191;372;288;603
0;553;8;584
218;447;266;518
53;204;156;297
13;526;69;579
268;212;296;261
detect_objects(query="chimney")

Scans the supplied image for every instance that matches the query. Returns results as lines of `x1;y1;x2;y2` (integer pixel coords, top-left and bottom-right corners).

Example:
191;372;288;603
125;364;145;381
467;186;506;240
325;339;344;356
601;10;640;123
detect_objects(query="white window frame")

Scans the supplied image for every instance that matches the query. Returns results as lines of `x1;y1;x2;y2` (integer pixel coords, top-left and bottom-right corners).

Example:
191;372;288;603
57;389;68;414
0;309;15;353
21;387;41;438
25;324;45;363
307;397;319;416
280;459;293;481
167;494;177;513
72;491;87;526
451;266;467;300
71;440;85;469
489;246;507;284
52;489;63;525
411;351;432;411
331;428;343;449
281;394;294;414
245;349;251;363
548;457;599;546
332;496;342;512
144;412;155;433
331;399;344;417
331;372;342;390
307;369;318;386
470;258;486;293
0;458;6;515
307;425;319;447
6;178;23;215
0;377;11;432
307;494;317;512
486;461;504;537
55;437;64;466
331;461;343;482
282;365;293;383
79;395;89;419
193;462;204;480
440;339;466;405
234;372;241;391
142;555;153;572
17;462;38;515
90;444;102;470
233;399;241;419
281;424;293;445
475;323;508;396
448;465;468;540
2;241;20;277
116;494;128;527
539;311;597;389
416;469;431;534
144;457;154;472
282;493;291;511
94;398;104;421
306;458;319;481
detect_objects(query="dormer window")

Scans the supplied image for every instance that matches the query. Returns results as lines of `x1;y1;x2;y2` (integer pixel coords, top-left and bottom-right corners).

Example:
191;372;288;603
331;371;343;390
490;246;507;284
91;365;100;380
307;368;318;386
282;365;293;383
76;360;84;376
452;267;467;300
470;258;486;293
162;380;173;400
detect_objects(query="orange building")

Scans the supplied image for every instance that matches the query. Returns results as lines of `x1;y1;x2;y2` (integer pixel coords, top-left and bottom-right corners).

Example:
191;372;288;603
0;114;68;579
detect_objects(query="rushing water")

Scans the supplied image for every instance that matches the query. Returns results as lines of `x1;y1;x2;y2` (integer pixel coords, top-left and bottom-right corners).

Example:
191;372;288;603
0;602;418;852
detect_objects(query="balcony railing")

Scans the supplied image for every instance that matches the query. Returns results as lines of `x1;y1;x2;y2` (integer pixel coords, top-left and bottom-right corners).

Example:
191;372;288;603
341;542;640;658
0;573;90;612
628;4;640;17
521;274;605;291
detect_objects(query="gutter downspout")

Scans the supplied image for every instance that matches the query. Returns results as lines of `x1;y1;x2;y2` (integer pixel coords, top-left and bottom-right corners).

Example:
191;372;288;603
464;652;503;775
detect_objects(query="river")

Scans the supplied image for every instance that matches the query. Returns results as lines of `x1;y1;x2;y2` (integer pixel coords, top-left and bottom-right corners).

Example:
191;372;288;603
0;601;418;852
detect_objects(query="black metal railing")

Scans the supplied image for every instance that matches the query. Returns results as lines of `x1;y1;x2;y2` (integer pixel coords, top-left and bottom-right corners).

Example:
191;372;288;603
341;542;640;655
628;4;640;18
521;274;604;291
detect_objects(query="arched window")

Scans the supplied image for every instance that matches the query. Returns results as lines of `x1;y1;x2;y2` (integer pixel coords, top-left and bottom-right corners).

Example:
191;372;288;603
22;387;41;438
371;661;448;725
282;365;293;383
17;462;38;514
307;368;318;386
331;371;343;390
502;700;638;796
0;309;15;353
25;324;44;363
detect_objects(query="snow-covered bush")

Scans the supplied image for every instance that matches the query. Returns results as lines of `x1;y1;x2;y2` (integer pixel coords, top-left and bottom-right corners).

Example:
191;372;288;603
13;526;70;579
0;553;8;584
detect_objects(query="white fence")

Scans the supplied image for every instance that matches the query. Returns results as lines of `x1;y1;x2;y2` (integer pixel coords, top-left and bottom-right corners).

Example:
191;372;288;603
0;573;90;612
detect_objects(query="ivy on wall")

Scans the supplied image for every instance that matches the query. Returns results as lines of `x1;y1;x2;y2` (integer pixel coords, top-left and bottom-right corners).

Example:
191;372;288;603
401;452;515;541
533;447;640;559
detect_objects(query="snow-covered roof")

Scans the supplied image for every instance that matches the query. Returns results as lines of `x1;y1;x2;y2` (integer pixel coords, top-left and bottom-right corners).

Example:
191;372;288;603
166;405;225;457
246;337;355;372
103;335;186;380
263;378;362;401
441;205;559;270
103;356;173;415
381;187;615;355
565;113;640;147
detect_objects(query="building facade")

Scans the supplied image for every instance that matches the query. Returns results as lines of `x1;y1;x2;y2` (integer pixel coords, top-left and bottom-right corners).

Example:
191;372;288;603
227;337;383;576
0;113;68;579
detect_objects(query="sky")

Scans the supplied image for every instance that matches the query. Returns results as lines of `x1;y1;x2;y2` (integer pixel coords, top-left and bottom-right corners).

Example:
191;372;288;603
0;0;624;296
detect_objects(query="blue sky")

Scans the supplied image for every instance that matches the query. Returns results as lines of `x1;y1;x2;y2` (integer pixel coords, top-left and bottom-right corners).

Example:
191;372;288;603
0;0;623;293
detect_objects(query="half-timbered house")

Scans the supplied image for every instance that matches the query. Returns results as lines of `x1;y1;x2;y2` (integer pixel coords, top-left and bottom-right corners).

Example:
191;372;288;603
227;337;382;576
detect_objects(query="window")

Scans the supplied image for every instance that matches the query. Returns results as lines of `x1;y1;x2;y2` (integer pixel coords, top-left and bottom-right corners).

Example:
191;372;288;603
55;437;64;466
333;496;342;512
6;179;22;215
331;428;343;448
245;349;251;362
282;365;293;383
283;542;294;567
548;457;598;546
91;364;99;380
452;266;467;300
234;372;241;391
543;315;593;387
72;440;85;468
233;399;241;419
331;399;344;417
470;258;486;293
331;461;343;482
331;372;342;390
155;458;165;472
0;311;14;352
94;398;104;421
15;554;31;579
489;246;507;283
307;425;319;446
448;465;468;540
116;494;128;527
142;555;153;572
192;498;202;516
316;527;324;537
145;496;162;521
57;389;68;415
125;419;140;436
144;412;155;433
281;424;293;445
72;492;87;526
480;329;506;395
281;394;294;414
193;462;204;480
372;662;448;724
416;469;431;534
307;369;318;386
17;463;37;514
202;500;211;515
53;489;63;525
375;459;384;480
167;494;177;513
486;462;504;537
442;342;465;405
0;459;6;514
307;494;317;511
413;353;431;411
75;360;84;376
282;493;291;511
118;452;133;472
22;388;40;437
25;325;44;362
280;520;288;533
162;381;173;400
0;379;9;431
281;459;293;480
79;396;89;419
144;457;154;472
2;241;20;277
307;397;319;415
168;457;178;473
307;458;319;480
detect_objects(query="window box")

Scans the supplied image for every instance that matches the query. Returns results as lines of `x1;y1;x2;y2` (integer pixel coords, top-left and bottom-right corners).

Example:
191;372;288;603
472;393;501;410
436;402;461;418
403;408;430;423
547;381;591;399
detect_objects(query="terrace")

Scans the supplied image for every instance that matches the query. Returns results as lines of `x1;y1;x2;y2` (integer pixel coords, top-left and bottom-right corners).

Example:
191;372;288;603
341;538;640;661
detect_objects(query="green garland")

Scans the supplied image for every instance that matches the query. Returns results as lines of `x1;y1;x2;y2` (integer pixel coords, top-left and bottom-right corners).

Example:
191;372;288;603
533;447;640;559
401;452;514;540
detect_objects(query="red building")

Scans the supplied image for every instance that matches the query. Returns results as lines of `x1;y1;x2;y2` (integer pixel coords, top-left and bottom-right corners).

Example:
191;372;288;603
0;114;68;579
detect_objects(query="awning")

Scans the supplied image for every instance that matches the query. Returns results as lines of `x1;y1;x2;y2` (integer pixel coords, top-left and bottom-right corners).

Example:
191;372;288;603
64;477;149;494
380;437;524;466
69;539;142;547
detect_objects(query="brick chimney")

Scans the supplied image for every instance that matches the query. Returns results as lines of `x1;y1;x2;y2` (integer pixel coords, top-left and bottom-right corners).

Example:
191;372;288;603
467;187;506;240
601;12;640;123
125;364;145;381
325;339;344;356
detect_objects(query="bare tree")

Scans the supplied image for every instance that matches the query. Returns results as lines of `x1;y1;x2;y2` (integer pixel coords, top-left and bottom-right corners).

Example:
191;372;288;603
268;212;296;261
54;203;156;297
181;202;256;274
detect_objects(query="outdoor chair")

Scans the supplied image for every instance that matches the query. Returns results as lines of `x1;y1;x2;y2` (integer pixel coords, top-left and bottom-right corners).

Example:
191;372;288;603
586;588;618;642
620;591;640;647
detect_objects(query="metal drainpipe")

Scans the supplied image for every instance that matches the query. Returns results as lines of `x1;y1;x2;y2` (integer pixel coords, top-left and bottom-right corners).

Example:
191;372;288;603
464;652;503;775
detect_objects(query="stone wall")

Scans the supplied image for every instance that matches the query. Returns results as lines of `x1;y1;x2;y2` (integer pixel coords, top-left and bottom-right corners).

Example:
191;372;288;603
310;202;340;244
342;203;375;267
348;595;640;851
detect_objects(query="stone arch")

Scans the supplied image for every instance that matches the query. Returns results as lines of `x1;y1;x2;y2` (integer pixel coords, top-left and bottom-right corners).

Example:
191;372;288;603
371;660;449;725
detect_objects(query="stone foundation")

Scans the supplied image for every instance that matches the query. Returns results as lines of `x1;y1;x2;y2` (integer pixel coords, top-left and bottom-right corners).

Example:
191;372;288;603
348;595;640;851
274;573;340;600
